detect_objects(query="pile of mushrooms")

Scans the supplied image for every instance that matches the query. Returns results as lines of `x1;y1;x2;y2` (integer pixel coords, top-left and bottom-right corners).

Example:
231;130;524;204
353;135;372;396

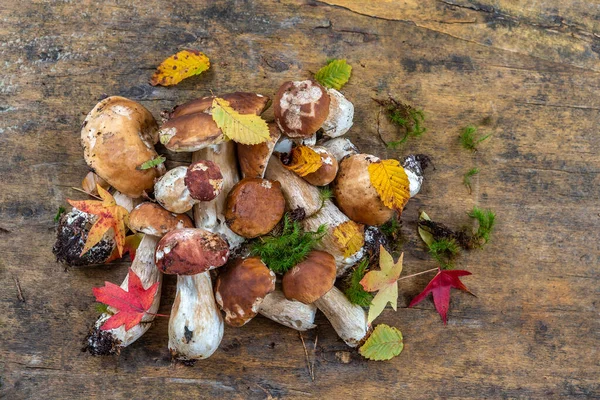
60;80;425;359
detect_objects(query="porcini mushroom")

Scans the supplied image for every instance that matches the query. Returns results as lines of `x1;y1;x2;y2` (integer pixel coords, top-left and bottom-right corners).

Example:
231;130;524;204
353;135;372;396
282;250;368;347
237;123;281;179
160;93;270;152
81;96;165;197
274;80;330;138
214;257;276;326
320;137;359;162
321;88;354;138
129;202;194;236
258;289;317;331
224;178;286;238
154;160;223;214
301;146;339;186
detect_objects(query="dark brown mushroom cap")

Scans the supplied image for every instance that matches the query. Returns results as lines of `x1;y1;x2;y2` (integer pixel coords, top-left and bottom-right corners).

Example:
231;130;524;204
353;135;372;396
282;251;336;304
224;178;285;238
155;228;230;275
169;92;271;119
236;122;281;179
214;257;276;327
274;80;330;138
128;202;194;237
185;160;224;201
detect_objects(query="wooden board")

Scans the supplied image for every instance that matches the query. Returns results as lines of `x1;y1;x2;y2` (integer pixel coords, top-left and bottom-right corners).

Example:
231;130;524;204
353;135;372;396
1;0;599;398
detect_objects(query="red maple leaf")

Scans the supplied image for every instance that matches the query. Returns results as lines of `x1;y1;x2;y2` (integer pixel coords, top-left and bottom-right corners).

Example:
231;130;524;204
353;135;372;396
408;269;473;324
92;268;159;331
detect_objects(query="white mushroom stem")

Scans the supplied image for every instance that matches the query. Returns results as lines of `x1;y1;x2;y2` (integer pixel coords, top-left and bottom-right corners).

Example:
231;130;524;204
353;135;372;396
193;142;244;249
401;154;425;197
303;200;365;277
264;156;322;217
112;190;140;212
314;286;368;347
322;88;354;138
86;235;162;355
258;289;317;331
320;137;358;162
168;273;224;360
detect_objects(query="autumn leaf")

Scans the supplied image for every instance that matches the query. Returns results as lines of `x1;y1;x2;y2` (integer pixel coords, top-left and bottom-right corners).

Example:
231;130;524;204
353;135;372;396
150;50;210;86
314;59;352;90
418;211;435;247
332;220;365;258
361;246;403;324
211;97;270;145
93;268;159;331
136;155;166;170
104;233;144;264
409;269;473;324
359;324;404;361
368;159;411;212
68;185;129;257
284;145;323;177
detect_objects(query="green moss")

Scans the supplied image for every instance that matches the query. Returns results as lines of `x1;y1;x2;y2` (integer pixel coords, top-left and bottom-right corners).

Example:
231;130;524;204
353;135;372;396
428;238;460;269
54;206;66;223
459;125;490;151
463;168;480;194
375;98;426;148
250;214;327;274
345;258;374;307
468;206;496;247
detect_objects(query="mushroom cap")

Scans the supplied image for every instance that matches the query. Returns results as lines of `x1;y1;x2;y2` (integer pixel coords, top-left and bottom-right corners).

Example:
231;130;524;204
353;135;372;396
155;228;230;275
282;251;336;304
237;122;281;179
169;92;271;119
333;154;394;226
322;88;354;138
274;80;330;138
185;160;224;201
224;178;286;238
81;96;164;198
214;257;276;327
302;146;339;186
154;166;195;214
128;202;194;237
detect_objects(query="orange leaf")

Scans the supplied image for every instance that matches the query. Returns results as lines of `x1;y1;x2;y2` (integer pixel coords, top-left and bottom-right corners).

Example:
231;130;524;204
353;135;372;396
68;185;129;257
332;220;365;258
104;233;144;264
93;268;159;331
284;146;323;177
368;159;410;212
150;50;210;86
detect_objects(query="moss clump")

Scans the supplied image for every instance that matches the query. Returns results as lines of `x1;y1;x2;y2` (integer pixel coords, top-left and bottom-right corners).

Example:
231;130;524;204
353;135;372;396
374;97;426;148
344;258;374;307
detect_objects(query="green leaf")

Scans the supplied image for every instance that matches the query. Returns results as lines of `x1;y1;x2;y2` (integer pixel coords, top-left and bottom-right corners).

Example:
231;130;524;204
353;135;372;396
95;303;110;314
418;211;434;247
314;59;352;90
54;206;66;223
136;155;166;170
359;324;404;361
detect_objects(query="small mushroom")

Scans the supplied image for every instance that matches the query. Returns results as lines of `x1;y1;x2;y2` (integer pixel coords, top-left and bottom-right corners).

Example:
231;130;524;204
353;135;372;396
155;228;230;275
81;96;165;197
301;146;339;186
274;80;330;138
224;178;286;239
321;88;354;138
282;250;368;347
129;202;193;236
160;92;270;152
154;160;223;214
237;122;281;179
214;257;276;327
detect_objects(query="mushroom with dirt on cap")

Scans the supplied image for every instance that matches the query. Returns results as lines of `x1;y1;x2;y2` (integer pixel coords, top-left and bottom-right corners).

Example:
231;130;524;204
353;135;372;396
274;80;330;138
84;202;192;355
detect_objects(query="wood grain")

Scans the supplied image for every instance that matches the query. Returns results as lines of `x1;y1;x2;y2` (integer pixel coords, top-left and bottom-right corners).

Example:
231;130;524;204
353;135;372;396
1;0;599;398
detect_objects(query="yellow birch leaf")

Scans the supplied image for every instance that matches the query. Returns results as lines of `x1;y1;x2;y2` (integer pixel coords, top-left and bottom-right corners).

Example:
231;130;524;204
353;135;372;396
359;324;404;361
332;220;365;258
284;145;323;177
368;159;410;212
211;97;270;145
150;50;210;87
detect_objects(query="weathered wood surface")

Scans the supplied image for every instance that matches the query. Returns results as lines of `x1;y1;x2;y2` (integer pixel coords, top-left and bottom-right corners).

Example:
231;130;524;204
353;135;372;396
1;0;599;398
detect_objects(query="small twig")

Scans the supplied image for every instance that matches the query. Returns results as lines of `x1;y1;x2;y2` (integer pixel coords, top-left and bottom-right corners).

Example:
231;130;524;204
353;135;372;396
13;276;25;302
376;108;387;147
398;268;439;282
298;332;315;382
70;187;102;200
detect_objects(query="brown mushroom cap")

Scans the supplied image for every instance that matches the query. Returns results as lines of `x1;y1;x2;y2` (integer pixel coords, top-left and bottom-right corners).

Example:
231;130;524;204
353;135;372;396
224;178;285;238
169;92;271;119
274;80;330;138
333;154;394;226
154;166;195;214
237;122;281;179
214;257;276;327
302;146;339;186
155;228;230;275
81;96;164;197
185;160;223;201
282;251;336;304
128;202;194;237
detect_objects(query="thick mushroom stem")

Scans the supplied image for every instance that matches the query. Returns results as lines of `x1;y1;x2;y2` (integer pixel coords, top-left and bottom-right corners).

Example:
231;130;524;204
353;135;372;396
302;200;365;277
258;289;317;331
314;286;368;347
168;273;224;360
402;154;425;198
320;137;358;162
193;142;244;249
264;156;322;217
85;235;162;355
